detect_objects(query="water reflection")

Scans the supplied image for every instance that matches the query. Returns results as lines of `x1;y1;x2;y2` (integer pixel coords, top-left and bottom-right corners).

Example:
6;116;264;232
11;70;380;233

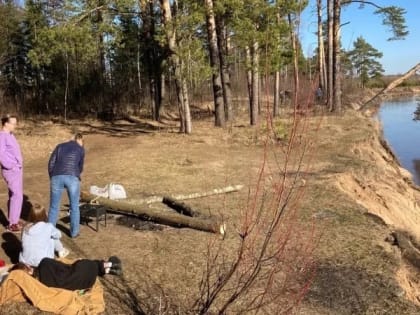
378;96;420;185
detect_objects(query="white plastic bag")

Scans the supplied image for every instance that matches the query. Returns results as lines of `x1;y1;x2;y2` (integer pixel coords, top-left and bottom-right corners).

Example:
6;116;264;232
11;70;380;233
89;185;109;198
108;183;127;200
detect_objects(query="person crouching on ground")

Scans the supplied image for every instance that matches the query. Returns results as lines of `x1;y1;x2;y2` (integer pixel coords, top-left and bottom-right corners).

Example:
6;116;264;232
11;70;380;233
19;203;69;267
47;133;85;238
10;256;122;291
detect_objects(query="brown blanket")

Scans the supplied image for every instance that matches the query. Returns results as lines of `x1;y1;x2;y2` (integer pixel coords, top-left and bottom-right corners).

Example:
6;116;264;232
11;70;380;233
0;269;105;314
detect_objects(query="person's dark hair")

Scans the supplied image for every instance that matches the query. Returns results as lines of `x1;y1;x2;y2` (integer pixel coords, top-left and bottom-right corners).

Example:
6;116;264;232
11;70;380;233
74;133;83;141
1;115;17;126
28;203;48;223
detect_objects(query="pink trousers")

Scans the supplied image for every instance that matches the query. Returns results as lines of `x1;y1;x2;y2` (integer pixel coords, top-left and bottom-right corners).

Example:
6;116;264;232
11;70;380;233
2;168;23;225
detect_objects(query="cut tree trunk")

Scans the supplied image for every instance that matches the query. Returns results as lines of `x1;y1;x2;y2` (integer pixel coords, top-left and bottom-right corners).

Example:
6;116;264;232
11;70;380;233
162;197;203;217
80;192;225;234
360;62;420;110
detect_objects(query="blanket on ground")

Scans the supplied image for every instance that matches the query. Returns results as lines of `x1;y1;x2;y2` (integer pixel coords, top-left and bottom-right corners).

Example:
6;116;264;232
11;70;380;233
0;269;105;314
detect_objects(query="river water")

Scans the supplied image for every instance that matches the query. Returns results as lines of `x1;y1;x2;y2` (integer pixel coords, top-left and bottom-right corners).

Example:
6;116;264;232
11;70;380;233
378;96;420;184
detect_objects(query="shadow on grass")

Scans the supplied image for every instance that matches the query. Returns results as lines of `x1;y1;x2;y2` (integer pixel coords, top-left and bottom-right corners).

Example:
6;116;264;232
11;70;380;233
1;232;22;264
101;273;183;315
305;262;419;314
77;121;178;138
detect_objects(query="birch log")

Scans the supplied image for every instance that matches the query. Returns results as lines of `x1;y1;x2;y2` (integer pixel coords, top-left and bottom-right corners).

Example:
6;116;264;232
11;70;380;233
126;185;244;205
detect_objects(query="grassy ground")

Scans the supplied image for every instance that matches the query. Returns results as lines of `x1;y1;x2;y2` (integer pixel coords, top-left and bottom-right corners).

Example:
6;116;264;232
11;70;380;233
0;104;419;314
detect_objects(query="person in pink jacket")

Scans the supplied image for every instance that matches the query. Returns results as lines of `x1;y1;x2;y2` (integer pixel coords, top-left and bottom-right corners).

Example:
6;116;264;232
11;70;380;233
0;115;23;232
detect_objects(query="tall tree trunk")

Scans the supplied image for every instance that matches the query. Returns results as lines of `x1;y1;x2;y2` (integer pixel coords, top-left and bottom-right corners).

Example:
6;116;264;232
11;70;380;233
333;0;342;112
327;0;334;111
140;0;161;120
181;62;192;134
64;52;69;122
245;45;253;114
250;41;259;125
317;0;327;93
273;7;281;117
160;72;166;115
97;4;106;114
273;71;280;117
204;0;225;127
175;66;186;133
150;0;162;120
288;14;299;107
137;41;142;110
216;14;233;122
160;0;191;133
154;73;162;120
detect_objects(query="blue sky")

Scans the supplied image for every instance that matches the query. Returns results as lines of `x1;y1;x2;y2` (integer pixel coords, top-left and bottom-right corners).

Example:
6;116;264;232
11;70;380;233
300;0;419;75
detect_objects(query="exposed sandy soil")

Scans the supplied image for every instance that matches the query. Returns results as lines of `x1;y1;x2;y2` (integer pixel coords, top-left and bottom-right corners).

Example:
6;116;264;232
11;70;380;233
1;102;420;314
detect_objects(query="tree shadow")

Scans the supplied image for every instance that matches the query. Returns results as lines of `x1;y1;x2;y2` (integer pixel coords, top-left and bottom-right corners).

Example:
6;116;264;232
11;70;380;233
56;221;71;238
101;272;183;315
0;195;34;227
305;262;419;314
77;121;178;138
1;232;22;264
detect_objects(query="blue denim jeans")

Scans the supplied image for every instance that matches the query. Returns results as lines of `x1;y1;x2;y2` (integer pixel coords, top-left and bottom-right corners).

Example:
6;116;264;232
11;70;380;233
48;175;80;237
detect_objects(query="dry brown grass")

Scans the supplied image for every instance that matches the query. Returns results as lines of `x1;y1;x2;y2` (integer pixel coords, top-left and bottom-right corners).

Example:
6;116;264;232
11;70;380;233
0;106;419;314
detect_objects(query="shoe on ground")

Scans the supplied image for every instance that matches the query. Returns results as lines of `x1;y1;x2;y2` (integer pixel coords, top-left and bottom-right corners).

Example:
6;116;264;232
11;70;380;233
109;268;123;276
7;224;21;233
108;256;122;275
58;248;70;258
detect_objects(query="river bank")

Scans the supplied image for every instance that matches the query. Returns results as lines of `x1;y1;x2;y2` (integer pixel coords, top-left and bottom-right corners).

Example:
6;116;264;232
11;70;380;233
346;86;420;113
298;96;420;313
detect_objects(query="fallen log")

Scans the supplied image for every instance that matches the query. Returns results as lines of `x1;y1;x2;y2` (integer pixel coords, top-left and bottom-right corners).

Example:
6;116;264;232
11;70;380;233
131;185;244;205
162;197;203;217
122;114;173;129
170;185;244;201
80;191;226;235
360;62;420;111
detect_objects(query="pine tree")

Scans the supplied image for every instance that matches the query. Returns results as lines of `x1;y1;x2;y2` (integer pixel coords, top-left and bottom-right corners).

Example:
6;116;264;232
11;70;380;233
347;36;384;88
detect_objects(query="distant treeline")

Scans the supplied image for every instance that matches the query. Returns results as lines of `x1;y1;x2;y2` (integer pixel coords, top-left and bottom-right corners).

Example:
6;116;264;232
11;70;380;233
367;75;420;88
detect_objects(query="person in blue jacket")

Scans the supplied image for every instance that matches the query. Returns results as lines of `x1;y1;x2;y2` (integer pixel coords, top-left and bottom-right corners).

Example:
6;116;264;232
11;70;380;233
48;133;85;238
